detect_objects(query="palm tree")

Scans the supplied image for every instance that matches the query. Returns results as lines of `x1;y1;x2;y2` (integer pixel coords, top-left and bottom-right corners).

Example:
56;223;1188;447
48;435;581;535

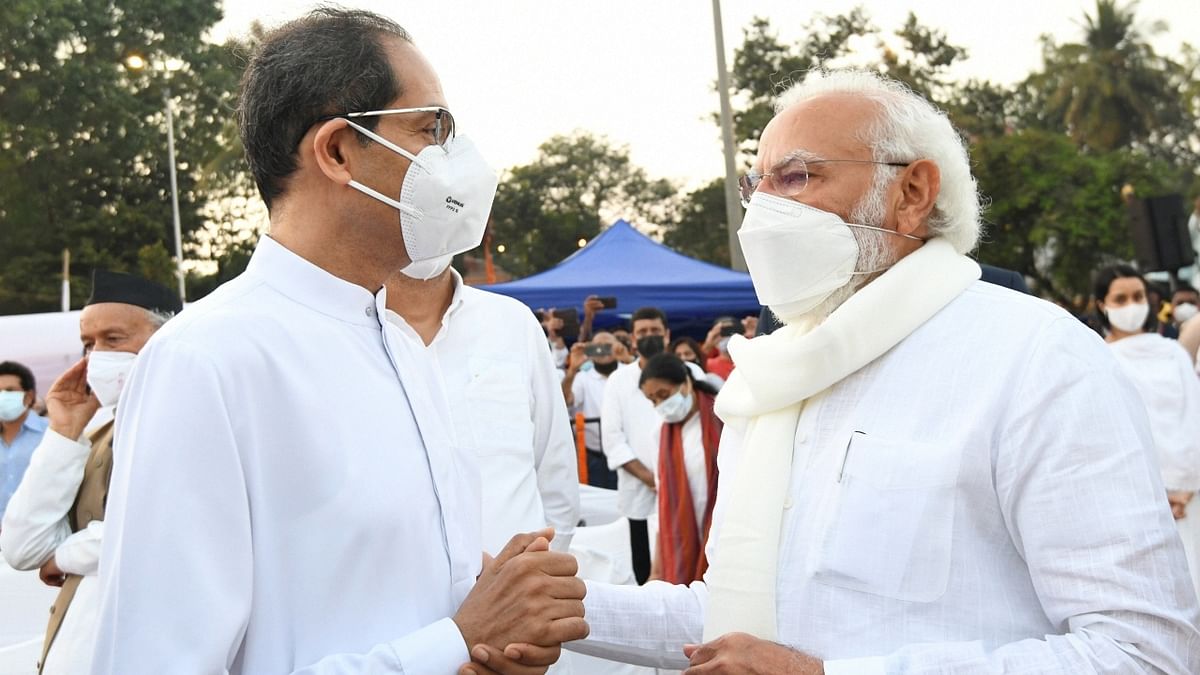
1036;0;1183;152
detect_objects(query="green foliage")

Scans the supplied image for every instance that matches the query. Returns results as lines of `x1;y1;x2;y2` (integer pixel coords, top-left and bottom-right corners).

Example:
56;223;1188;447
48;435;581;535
489;132;677;277
1025;0;1192;157
0;0;245;313
971;130;1180;302
662;179;730;266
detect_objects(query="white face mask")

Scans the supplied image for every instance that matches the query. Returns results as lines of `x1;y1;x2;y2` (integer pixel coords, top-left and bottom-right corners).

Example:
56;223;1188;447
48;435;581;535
344;123;499;269
1105;302;1150;334
1173;302;1198;324
400;254;453;281
0;391;28;423
87;350;138;407
656;386;693;424
737;192;921;322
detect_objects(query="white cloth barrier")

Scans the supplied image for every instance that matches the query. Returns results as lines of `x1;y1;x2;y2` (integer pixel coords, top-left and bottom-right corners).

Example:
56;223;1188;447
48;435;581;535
0;560;56;675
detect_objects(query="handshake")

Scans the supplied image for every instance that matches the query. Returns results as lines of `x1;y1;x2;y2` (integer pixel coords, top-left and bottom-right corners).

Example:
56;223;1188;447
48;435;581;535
454;528;587;675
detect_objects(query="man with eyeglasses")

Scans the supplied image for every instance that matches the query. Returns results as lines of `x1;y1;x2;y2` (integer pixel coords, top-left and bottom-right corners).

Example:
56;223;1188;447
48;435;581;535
91;9;585;675
531;70;1199;673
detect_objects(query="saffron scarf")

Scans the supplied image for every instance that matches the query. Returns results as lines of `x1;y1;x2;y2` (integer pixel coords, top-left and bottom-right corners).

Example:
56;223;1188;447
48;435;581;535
657;390;722;585
703;238;981;641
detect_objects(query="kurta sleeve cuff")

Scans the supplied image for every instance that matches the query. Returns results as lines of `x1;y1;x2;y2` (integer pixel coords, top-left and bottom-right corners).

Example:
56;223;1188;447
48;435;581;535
823;655;886;675
386;617;469;673
34;428;91;462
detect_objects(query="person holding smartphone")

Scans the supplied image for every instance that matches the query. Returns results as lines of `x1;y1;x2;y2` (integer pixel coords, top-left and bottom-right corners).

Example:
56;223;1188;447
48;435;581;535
562;332;633;489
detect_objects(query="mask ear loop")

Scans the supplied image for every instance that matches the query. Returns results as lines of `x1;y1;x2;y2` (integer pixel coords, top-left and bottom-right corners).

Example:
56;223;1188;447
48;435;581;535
340;118;426;216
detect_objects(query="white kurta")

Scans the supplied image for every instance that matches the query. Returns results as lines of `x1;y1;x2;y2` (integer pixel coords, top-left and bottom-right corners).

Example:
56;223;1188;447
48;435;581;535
570;366;611;451
600;362;662;519
575;281;1200;673
677;415;708;531
91;236;480;674
386;272;579;555
1108;331;1200;599
1;426;106;675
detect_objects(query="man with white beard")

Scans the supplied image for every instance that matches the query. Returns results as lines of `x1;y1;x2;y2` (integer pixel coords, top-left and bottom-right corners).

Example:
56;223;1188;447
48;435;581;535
487;69;1200;673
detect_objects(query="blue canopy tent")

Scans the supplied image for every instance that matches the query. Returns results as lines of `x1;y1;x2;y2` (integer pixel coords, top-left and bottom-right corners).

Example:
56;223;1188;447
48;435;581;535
482;220;761;335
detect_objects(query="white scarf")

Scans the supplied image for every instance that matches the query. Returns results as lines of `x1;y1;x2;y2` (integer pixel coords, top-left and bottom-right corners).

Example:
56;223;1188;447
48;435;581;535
703;237;981;641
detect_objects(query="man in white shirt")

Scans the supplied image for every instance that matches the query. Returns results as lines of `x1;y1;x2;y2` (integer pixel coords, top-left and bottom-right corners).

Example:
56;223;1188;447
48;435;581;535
550;70;1200;673
562;331;634;490
601;307;673;584
2;270;179;675
383;264;580;556
91;9;585;674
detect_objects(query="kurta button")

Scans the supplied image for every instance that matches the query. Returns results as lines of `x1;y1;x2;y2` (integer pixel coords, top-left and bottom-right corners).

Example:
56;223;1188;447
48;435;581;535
365;306;375;317
95;457;104;468
783;497;794;509
49;605;55;614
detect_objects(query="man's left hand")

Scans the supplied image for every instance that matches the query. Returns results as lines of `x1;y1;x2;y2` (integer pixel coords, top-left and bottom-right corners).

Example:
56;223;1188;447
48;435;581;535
682;633;823;674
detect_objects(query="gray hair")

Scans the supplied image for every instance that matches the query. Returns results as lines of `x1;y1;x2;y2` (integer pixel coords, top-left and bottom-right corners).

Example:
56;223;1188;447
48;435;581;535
775;69;982;253
143;308;175;330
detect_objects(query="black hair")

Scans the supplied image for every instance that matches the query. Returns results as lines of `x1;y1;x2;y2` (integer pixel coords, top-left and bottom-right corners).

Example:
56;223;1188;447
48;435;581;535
638;353;719;397
0;361;35;393
1092;264;1154;332
669;336;707;371
1173;285;1199;298
237;8;412;209
630;306;668;328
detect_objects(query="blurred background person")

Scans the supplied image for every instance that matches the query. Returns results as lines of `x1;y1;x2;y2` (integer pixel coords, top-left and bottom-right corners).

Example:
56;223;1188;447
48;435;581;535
669;337;707;372
562;331;633;490
0;361;46;529
1;270;178;675
602;307;672;584
1146;280;1179;339
638;354;721;585
1170;285;1199;331
1095;264;1200;598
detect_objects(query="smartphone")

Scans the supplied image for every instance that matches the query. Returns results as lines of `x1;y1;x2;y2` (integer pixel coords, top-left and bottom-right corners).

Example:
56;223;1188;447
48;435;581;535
720;319;744;337
557;308;580;338
584;343;613;358
597;296;618;309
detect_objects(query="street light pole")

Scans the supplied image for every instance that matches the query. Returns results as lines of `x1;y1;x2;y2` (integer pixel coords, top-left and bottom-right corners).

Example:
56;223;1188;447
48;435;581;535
124;53;186;303
711;0;746;272
163;85;185;304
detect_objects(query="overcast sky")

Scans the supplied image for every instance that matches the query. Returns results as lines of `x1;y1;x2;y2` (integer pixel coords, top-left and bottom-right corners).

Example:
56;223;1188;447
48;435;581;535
210;1;1199;190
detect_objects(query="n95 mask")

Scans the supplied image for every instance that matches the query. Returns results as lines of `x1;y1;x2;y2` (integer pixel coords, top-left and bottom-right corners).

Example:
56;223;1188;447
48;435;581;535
344;123;498;279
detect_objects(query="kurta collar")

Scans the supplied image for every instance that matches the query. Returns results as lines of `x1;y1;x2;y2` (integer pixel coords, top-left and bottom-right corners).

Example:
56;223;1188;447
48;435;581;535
246;235;383;328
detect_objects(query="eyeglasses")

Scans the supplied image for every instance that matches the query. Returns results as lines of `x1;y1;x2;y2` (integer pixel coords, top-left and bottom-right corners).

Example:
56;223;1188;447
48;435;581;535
313;106;456;149
738;158;911;207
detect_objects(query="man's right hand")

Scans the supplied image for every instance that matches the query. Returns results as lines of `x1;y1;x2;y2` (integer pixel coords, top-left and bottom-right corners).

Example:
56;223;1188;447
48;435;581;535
582;296;604;319
46;358;100;441
39;556;67;587
453;529;588;664
566;343;589;373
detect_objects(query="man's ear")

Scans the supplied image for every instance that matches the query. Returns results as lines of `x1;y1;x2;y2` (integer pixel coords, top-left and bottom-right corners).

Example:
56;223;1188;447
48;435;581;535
892;159;940;237
307;118;357;186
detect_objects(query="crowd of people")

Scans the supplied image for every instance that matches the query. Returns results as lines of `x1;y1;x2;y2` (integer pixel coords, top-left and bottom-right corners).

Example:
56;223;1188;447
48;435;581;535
1;6;1200;674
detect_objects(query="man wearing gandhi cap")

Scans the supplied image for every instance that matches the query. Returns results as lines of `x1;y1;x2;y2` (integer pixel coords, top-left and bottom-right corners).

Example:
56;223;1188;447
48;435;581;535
1;270;179;675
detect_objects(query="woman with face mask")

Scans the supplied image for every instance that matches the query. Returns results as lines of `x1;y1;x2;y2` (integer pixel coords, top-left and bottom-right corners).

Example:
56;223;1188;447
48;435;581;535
638;354;722;585
1096;264;1200;598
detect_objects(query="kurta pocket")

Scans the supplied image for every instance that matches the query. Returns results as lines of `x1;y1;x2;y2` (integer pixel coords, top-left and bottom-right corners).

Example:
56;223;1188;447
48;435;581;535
811;433;961;602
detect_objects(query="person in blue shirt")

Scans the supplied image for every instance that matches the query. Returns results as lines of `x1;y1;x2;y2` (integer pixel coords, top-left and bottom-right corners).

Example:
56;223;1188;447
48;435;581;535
0;360;48;524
